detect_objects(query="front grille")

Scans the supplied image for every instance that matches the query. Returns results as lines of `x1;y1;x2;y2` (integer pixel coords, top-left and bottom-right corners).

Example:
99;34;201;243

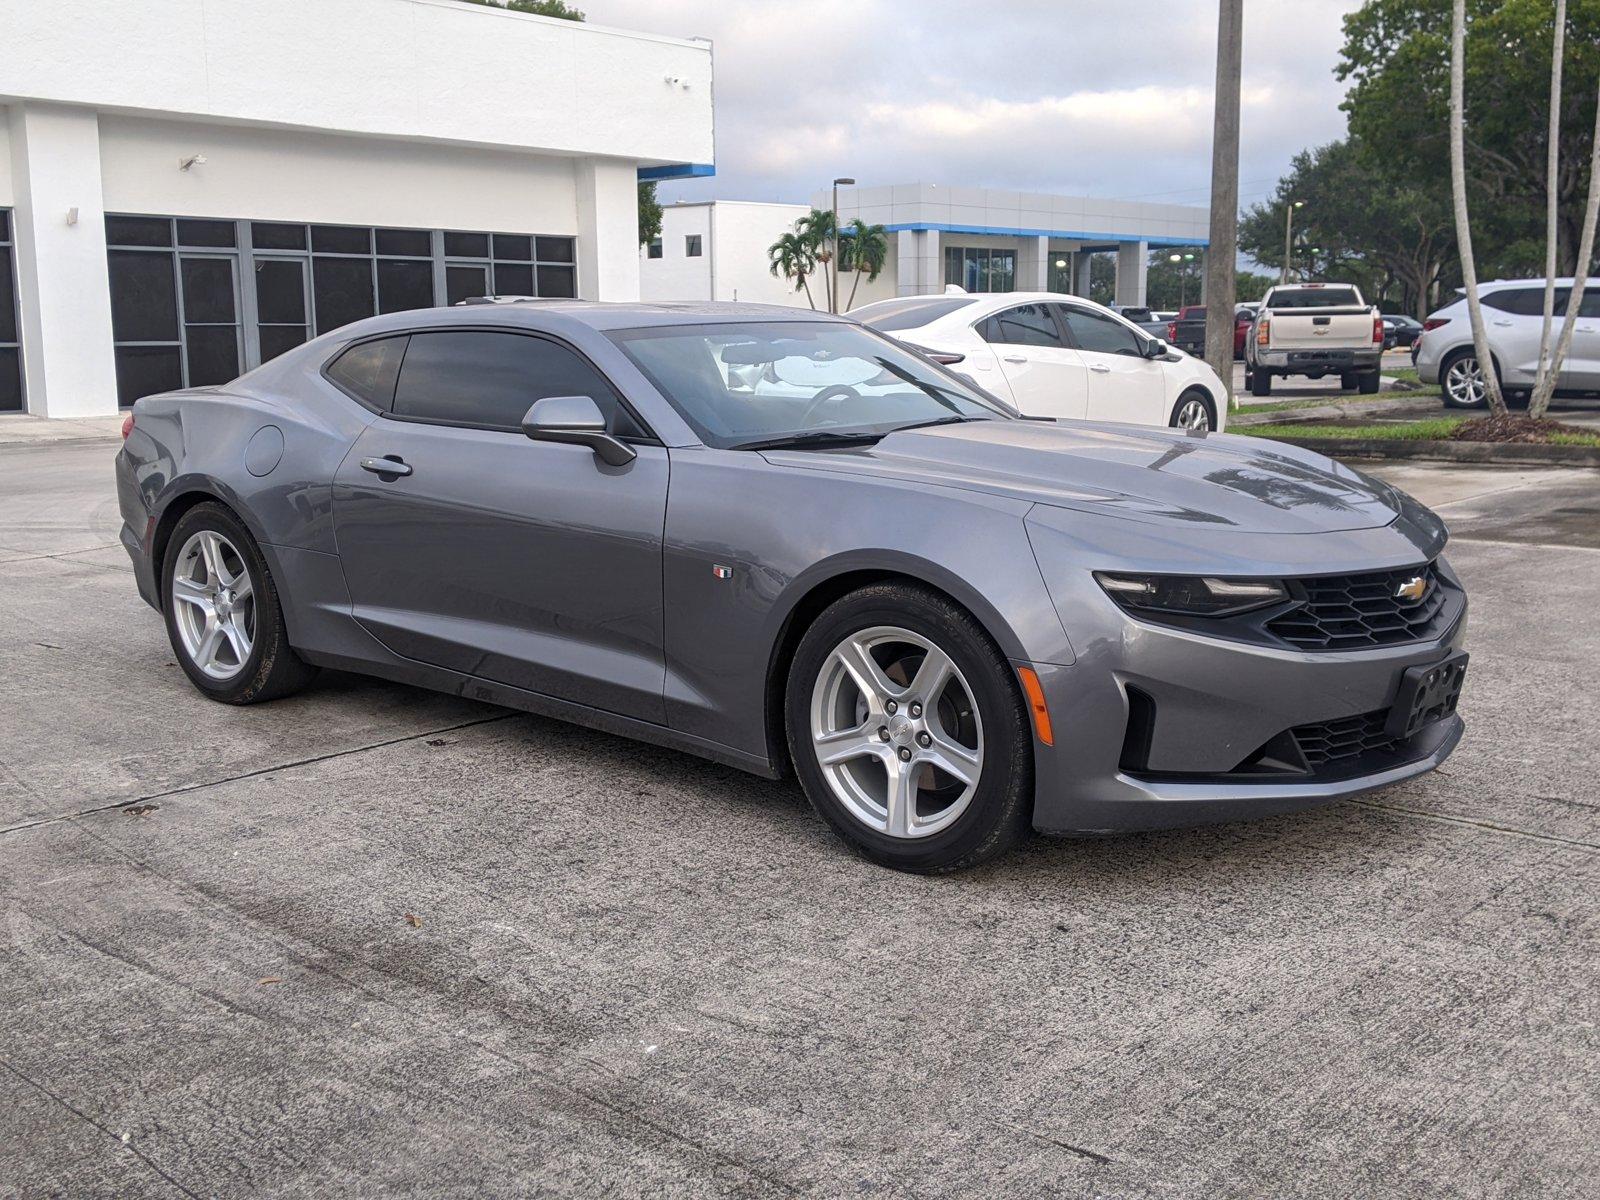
1267;563;1450;650
1292;709;1402;769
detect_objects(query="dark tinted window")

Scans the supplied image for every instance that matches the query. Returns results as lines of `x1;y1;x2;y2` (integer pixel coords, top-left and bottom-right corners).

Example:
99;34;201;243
855;297;977;331
255;259;307;324
494;262;534;295
311;225;371;254
1580;289;1600;319
537;237;575;263
260;325;308;362
493;234;532;261
0;348;20;412
377;259;435;313
444;231;490;258
0;245;15;344
446;264;488;305
327;336;408;409
685;234;703;257
106;215;172;247
115;345;182;406
185;327;239;386
984;303;1064;347
176;219;236;247
181;258;235;323
1483;286;1567;316
252;222;307;251
108;251;179;341
376;228;431;257
647;238;663;259
1265;287;1362;309
1059;306;1142;356
392;331;640;435
313;256;376;333
536;265;576;298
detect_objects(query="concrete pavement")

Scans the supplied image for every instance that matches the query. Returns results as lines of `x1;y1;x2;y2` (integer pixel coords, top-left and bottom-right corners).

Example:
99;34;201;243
2;440;1597;1197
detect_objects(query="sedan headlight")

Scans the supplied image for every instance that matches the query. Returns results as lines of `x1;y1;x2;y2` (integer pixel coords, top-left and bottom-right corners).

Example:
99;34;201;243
1095;572;1288;618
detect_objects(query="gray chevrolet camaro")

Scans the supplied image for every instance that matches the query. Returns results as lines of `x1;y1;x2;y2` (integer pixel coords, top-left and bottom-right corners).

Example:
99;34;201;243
115;301;1468;872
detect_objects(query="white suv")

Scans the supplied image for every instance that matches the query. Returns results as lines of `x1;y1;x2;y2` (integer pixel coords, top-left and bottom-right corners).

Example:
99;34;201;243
1415;278;1600;407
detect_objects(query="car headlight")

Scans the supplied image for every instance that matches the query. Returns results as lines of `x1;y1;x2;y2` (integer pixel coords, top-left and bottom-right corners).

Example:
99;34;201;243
1094;572;1288;617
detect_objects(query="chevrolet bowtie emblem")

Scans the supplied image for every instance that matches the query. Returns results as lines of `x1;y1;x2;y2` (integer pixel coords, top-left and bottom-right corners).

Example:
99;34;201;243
1395;576;1428;603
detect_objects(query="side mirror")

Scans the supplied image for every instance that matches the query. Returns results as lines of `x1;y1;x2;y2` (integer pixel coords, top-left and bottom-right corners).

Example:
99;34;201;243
1144;338;1171;359
521;395;637;467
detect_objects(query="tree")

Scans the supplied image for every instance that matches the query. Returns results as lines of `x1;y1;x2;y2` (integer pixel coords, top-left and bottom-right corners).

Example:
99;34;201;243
1534;0;1570;398
1449;0;1507;414
1235;270;1275;303
794;210;838;311
1339;0;1600;279
840;219;889;311
638;181;662;247
457;0;586;18
768;230;817;308
1238;140;1456;318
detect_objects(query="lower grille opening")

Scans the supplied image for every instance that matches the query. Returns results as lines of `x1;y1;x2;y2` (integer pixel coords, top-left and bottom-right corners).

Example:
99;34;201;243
1118;685;1157;773
1290;709;1403;770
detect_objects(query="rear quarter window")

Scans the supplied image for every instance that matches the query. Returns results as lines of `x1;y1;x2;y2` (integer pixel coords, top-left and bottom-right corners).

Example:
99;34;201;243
325;335;408;410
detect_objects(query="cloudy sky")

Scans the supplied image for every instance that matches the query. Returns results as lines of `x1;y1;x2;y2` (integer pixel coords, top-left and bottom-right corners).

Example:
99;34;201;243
581;0;1365;214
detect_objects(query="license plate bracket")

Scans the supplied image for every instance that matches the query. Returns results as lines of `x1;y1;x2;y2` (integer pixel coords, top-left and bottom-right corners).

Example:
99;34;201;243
1386;651;1469;740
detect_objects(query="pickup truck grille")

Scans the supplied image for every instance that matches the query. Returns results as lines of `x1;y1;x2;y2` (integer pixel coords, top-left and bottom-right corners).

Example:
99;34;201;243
1267;564;1450;651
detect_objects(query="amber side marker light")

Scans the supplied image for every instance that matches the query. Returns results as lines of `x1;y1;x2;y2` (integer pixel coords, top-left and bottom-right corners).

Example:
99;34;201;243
1016;666;1054;746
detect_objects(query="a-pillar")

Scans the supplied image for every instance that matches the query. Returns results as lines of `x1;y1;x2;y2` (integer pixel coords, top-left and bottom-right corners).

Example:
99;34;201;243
575;158;641;301
1114;239;1149;307
7;102;119;416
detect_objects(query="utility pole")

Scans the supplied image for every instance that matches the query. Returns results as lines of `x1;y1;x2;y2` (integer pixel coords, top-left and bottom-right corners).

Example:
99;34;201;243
1281;199;1304;285
1202;0;1243;407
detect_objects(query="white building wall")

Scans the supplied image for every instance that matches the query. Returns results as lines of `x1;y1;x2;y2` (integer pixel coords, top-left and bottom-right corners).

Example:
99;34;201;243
708;202;809;307
0;0;714;169
0;108;13;205
97;115;582;234
640;204;713;302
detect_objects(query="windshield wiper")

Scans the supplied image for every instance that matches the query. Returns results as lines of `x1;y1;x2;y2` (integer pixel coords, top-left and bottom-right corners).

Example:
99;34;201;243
888;415;978;434
733;430;889;452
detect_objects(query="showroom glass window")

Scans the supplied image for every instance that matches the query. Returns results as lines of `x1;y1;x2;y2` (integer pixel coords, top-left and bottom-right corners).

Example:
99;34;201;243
443;232;577;304
943;246;1016;293
105;216;244;407
0;210;21;411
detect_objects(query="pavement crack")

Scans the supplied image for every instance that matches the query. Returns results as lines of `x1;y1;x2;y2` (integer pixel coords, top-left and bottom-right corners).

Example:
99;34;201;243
0;1058;203;1199
1005;1123;1113;1165
1346;797;1600;853
0;712;520;838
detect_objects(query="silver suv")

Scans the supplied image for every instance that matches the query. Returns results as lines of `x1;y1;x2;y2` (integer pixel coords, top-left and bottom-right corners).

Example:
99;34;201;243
1415;278;1600;407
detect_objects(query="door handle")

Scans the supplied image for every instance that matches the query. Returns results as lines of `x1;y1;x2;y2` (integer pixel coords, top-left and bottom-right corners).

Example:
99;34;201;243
1002;354;1027;364
1492;320;1513;327
360;455;412;477
1089;363;1112;373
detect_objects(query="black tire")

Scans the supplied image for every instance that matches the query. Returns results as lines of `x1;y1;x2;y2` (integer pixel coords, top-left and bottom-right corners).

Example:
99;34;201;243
161;502;318;704
1358;370;1381;395
1250;368;1272;397
784;583;1033;873
1168;390;1217;431
1339;371;1357;391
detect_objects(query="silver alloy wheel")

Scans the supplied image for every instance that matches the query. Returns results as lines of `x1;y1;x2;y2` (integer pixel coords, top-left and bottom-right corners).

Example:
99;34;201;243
1173;396;1212;431
171;530;256;681
809;626;984;840
1445;355;1488;406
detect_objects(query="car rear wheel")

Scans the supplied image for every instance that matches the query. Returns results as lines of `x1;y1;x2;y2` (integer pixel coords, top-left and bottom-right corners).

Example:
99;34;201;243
1169;391;1215;431
162;503;318;704
1250;368;1272;396
785;584;1032;873
1442;350;1490;408
1358;370;1381;395
1339;371;1357;391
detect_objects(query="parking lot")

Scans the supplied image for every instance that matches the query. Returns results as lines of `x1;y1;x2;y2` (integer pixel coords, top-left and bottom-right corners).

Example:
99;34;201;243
3;435;1597;1197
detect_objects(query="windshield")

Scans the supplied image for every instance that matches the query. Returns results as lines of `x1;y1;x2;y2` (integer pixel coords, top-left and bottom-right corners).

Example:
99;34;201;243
611;321;1006;449
1267;287;1362;309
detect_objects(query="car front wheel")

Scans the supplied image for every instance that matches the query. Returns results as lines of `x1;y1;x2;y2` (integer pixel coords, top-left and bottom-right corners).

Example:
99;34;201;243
785;584;1033;872
162;502;318;704
1169;391;1215;431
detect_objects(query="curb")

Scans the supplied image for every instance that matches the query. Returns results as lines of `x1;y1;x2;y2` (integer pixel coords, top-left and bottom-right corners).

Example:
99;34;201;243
1231;396;1442;427
1258;436;1600;468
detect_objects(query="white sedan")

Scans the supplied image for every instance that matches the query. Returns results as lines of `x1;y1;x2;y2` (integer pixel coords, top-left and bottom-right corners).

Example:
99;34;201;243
851;290;1228;431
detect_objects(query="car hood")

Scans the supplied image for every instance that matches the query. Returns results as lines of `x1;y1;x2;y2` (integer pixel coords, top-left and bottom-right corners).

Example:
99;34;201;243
758;419;1403;533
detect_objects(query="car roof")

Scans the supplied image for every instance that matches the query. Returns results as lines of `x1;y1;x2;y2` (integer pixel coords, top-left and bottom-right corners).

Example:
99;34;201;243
311;299;853;339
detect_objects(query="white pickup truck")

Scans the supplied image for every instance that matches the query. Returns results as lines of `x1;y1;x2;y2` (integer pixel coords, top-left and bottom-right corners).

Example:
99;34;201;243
1244;283;1384;396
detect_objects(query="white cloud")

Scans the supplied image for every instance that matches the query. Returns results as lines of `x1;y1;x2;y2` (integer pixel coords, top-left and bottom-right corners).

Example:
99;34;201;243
584;0;1364;210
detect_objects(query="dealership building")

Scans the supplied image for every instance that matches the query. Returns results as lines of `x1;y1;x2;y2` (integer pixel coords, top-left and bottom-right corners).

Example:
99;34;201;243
640;185;1208;311
0;0;714;418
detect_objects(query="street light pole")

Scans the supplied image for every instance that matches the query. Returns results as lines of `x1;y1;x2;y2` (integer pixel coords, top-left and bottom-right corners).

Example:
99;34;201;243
1282;199;1304;285
831;177;854;314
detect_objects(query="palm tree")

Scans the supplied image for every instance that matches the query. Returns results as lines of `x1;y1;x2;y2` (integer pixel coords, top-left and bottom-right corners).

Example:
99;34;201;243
1448;0;1507;415
768;231;817;309
795;210;837;311
842;219;890;312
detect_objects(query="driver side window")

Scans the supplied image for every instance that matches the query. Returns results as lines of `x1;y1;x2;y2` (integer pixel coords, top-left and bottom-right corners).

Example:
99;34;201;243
1057;306;1143;357
389;330;646;437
